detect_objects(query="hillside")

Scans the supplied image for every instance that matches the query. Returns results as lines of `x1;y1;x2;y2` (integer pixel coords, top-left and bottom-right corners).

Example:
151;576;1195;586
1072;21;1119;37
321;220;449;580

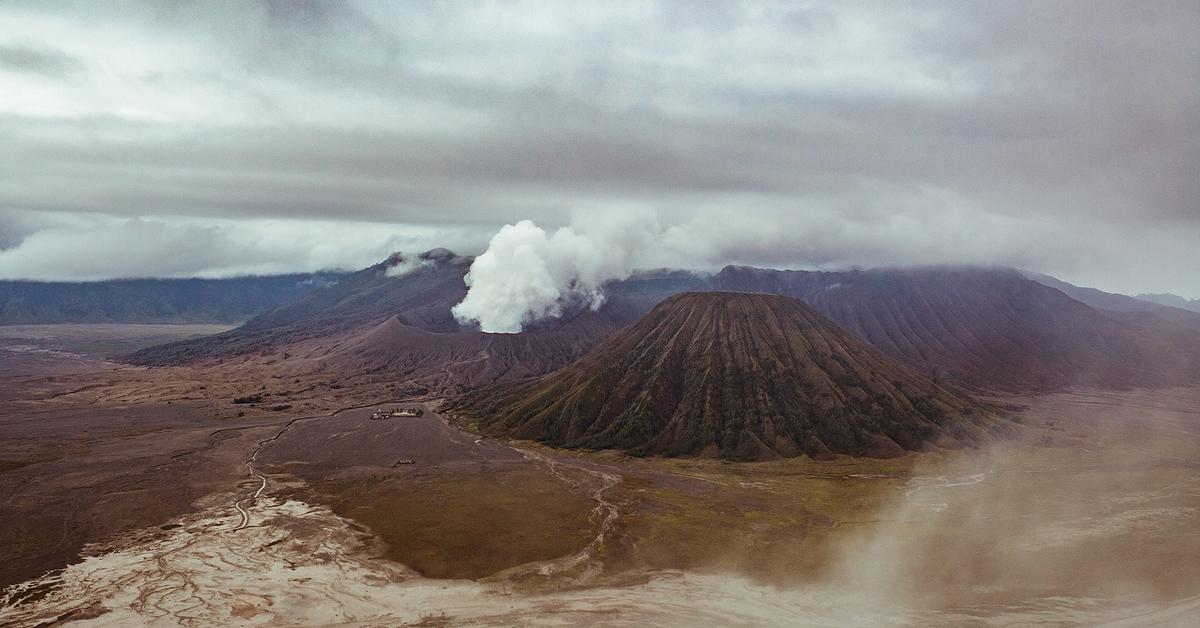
295;312;628;396
453;292;1012;460
0;273;345;325
127;251;475;364
707;266;1200;390
126;252;706;395
127;250;703;368
1021;271;1200;334
241;249;470;334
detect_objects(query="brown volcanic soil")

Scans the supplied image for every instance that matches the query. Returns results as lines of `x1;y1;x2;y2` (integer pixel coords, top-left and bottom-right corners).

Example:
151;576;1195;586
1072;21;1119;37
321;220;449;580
255;405;601;580
4;302;1198;623
0;390;274;590
0;373;605;590
0;323;232;377
312;313;628;396
3;344;1199;626
455;292;1013;460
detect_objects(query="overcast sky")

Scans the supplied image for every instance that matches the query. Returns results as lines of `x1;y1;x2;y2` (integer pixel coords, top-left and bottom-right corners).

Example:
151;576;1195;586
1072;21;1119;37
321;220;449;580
1;1;1197;296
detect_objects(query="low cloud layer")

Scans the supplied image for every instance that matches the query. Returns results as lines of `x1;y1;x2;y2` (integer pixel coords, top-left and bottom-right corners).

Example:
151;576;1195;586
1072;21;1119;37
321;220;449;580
383;254;435;279
0;210;489;280
0;2;1196;297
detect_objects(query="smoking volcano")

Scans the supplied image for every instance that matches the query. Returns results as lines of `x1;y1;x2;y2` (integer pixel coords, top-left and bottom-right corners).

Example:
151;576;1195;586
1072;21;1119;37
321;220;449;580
454;292;1011;460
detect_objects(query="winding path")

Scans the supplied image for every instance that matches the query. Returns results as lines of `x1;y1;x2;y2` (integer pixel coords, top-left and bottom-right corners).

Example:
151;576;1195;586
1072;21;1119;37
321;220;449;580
226;400;418;532
511;449;623;577
904;471;989;499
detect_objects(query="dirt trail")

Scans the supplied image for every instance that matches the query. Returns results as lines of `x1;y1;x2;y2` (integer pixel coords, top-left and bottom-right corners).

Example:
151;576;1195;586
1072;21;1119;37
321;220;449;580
230;416;311;531
904;471;990;498
225;400;422;532
499;448;623;580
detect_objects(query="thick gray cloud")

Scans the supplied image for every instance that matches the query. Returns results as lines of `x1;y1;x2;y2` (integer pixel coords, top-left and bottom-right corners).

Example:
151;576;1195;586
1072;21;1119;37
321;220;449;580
0;44;82;77
0;1;1196;296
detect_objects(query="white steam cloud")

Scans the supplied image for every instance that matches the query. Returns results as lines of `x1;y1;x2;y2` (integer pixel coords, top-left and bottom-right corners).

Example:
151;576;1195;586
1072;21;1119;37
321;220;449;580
452;211;663;333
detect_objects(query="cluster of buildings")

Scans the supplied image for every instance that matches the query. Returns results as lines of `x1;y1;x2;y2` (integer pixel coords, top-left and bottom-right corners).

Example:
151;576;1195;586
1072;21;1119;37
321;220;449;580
370;406;424;420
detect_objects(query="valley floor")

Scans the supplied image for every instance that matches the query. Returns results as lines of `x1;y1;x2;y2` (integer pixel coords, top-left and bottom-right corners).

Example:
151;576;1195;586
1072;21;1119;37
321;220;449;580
0;324;234;377
1;361;1198;626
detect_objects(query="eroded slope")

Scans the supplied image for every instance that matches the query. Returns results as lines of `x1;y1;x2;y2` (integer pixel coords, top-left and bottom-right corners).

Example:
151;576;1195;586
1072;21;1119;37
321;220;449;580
455;292;1011;459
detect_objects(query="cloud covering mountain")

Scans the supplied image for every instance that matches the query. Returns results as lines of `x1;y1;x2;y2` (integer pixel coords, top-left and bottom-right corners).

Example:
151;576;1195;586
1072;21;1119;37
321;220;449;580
0;1;1196;296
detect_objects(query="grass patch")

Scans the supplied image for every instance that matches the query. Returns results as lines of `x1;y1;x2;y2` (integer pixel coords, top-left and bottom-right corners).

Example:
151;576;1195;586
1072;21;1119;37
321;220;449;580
599;454;919;584
340;469;595;580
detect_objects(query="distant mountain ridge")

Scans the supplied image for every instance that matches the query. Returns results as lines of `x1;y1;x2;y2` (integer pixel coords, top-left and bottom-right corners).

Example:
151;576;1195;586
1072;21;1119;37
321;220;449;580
0;273;348;325
122;253;1200;394
126;251;705;374
707;265;1200;390
1136;293;1200;315
1020;270;1200;333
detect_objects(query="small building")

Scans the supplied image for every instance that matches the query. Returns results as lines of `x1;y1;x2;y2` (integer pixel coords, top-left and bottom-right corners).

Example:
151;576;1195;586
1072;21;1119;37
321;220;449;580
370;406;424;420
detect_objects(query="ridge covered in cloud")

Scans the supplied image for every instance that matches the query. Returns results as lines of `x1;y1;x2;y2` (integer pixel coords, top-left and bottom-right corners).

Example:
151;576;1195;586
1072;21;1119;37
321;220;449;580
0;1;1196;297
0;211;489;280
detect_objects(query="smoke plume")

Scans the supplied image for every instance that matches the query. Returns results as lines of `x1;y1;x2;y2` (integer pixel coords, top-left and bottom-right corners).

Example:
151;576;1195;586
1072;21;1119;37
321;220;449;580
452;212;661;333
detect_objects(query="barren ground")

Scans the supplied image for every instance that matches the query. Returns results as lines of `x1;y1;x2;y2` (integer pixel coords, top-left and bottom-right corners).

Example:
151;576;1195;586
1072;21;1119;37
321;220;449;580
0;324;233;377
1;331;1198;625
